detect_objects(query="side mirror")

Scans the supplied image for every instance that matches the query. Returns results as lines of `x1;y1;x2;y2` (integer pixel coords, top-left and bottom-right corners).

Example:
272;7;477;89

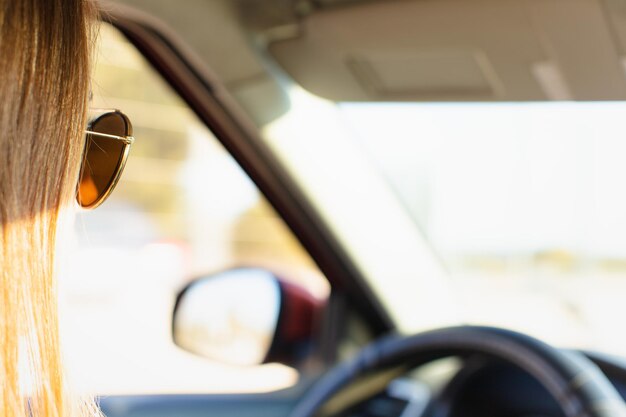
172;268;324;367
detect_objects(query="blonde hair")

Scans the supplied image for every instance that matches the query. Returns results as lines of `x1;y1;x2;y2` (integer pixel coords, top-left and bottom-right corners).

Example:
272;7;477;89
0;1;99;416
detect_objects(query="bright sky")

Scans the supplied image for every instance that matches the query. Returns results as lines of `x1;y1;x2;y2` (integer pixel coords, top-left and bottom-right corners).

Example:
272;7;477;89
340;102;626;258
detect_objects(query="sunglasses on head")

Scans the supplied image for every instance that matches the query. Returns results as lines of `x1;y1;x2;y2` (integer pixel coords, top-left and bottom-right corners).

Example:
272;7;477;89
76;109;134;209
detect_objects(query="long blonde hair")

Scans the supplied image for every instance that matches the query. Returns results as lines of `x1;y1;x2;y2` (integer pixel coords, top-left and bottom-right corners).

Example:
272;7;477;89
0;1;99;416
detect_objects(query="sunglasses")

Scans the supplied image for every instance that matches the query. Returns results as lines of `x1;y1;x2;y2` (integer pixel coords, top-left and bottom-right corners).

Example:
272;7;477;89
76;110;134;209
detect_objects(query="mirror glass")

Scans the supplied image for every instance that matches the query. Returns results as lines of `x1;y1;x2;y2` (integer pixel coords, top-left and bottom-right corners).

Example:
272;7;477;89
173;269;281;366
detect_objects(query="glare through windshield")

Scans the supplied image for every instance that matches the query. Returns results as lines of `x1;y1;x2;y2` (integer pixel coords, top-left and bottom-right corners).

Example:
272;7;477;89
265;95;626;355
341;102;626;353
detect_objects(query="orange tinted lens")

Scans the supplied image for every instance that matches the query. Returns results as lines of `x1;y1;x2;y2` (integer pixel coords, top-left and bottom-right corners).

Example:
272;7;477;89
78;112;129;208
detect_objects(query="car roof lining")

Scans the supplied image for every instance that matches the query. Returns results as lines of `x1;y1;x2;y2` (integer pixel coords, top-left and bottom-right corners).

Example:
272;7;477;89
106;0;626;121
266;0;626;102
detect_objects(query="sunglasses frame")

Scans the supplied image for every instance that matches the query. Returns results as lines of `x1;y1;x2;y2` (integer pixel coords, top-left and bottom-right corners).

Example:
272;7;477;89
77;109;135;209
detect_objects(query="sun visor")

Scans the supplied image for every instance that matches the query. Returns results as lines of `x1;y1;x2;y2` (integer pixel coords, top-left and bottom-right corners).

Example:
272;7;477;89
267;0;626;102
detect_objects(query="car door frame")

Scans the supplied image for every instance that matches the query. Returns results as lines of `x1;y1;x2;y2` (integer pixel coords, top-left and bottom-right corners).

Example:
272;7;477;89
103;4;394;341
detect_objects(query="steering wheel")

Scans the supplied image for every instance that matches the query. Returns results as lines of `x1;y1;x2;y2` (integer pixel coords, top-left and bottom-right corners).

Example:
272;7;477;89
290;326;626;417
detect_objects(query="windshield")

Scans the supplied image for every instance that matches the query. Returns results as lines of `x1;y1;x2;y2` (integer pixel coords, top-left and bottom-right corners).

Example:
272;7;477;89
262;89;626;356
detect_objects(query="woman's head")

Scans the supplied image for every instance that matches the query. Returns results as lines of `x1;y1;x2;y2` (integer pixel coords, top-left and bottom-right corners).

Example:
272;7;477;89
0;0;97;415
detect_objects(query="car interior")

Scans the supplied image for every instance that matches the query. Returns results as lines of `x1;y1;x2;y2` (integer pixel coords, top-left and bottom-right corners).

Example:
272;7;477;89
66;1;626;416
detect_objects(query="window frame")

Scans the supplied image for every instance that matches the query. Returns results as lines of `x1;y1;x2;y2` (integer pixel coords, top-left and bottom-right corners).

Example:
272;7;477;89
101;6;394;345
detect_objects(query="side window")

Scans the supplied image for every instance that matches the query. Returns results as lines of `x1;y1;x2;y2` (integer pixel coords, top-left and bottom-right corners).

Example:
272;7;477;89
60;25;328;394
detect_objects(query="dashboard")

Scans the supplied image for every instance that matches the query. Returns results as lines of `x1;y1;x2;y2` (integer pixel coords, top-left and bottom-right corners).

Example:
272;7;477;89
99;351;626;417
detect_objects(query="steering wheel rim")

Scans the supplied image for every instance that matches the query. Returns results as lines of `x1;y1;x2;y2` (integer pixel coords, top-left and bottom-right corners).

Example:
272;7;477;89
290;326;626;417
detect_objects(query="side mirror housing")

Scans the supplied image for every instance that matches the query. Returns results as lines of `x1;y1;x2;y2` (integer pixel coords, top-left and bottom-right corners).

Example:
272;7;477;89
172;268;324;367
